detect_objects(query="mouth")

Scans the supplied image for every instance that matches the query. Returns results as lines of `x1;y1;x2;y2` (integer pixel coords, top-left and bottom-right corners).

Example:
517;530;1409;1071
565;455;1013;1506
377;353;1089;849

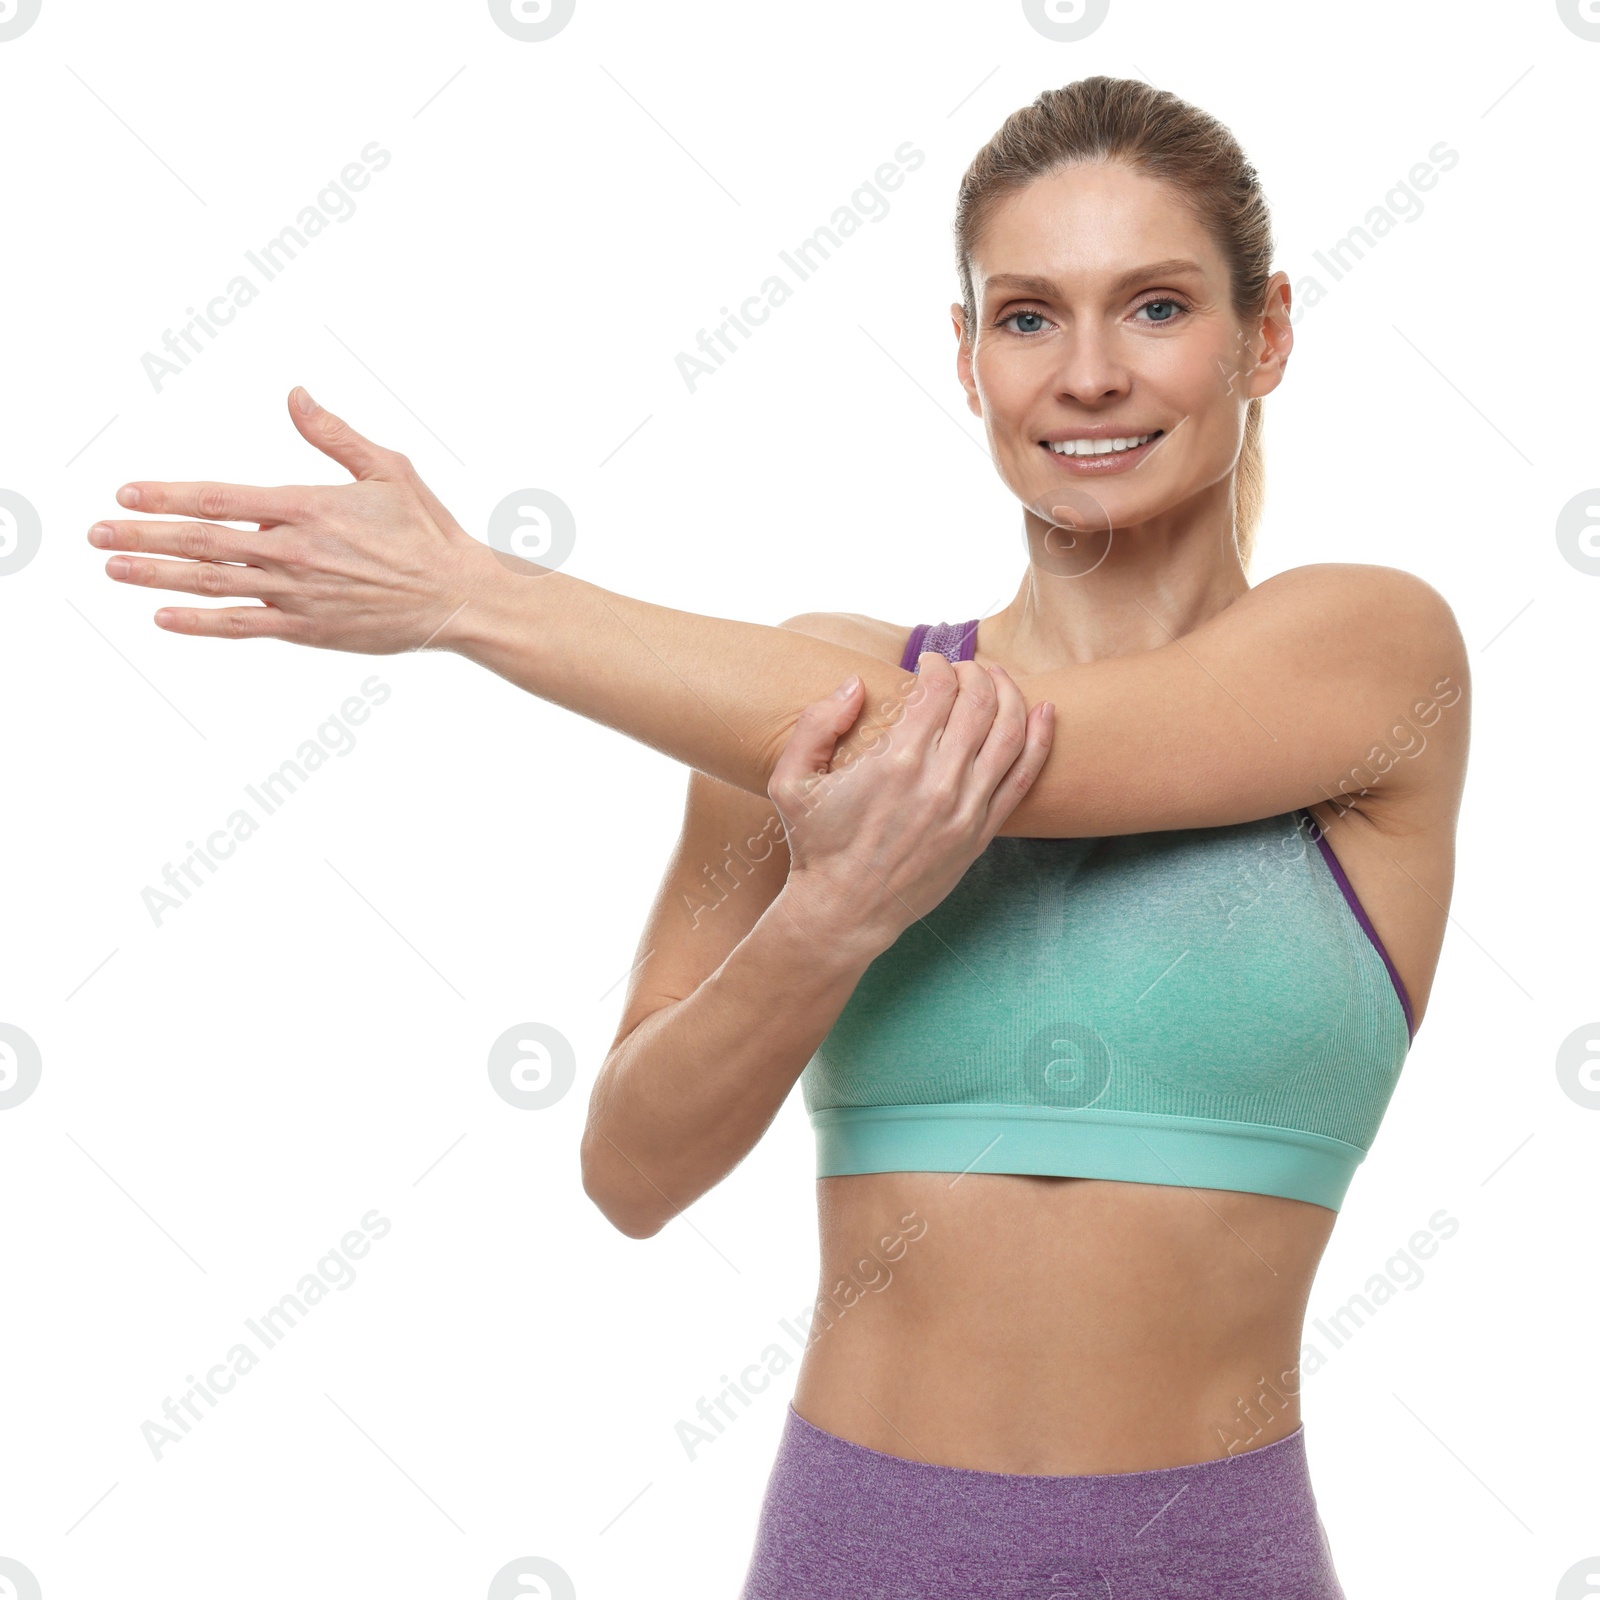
1039;430;1164;474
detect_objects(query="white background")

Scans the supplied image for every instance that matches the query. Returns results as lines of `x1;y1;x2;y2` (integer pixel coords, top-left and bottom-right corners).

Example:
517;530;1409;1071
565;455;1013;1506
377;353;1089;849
2;1;1595;1596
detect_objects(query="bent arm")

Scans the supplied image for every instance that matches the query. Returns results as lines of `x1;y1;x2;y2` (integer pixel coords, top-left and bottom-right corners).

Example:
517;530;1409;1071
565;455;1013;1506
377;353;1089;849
452;556;1469;838
581;751;890;1239
584;889;881;1237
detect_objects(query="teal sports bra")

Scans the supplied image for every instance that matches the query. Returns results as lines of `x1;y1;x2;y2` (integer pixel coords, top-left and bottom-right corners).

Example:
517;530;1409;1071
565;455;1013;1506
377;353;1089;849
799;619;1416;1211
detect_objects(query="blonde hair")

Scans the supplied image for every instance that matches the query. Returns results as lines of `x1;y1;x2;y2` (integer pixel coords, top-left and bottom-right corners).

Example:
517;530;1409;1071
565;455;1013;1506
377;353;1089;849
953;76;1273;569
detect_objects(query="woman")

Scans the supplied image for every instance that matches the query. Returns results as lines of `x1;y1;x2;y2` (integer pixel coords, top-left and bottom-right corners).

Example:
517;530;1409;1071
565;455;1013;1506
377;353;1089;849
89;77;1468;1597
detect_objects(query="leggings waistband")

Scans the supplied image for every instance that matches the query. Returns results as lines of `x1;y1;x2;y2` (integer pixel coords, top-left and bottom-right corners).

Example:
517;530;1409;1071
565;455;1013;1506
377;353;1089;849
742;1402;1341;1593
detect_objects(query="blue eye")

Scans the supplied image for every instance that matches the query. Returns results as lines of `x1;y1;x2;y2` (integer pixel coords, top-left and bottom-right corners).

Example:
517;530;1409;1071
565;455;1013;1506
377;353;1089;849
1136;298;1188;324
1002;309;1050;335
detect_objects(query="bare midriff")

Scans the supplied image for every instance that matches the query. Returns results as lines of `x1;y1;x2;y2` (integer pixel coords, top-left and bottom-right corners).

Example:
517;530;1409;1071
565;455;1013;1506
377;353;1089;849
790;1169;1338;1476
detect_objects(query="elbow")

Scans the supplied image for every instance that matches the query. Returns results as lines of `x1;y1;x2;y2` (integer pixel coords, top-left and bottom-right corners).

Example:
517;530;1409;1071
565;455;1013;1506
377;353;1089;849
592;1195;669;1241
596;1205;668;1241
580;1131;670;1240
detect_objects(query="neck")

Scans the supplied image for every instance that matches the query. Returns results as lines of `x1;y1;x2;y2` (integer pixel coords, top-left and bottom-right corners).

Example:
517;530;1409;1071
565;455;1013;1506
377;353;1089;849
980;481;1250;671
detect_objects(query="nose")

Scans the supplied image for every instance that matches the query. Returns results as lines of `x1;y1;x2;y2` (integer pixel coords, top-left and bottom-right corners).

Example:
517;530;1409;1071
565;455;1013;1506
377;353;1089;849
1049;325;1132;407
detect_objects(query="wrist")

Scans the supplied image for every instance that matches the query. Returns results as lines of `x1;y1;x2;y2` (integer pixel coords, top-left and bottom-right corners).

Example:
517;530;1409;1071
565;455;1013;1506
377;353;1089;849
438;541;556;661
769;876;899;972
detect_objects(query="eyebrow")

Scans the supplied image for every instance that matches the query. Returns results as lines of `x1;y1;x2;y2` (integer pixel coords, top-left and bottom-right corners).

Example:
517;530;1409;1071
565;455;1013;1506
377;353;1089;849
982;259;1208;300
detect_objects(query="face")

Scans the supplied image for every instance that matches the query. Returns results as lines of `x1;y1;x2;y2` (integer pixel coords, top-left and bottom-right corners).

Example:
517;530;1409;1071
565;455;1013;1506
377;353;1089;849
953;161;1291;542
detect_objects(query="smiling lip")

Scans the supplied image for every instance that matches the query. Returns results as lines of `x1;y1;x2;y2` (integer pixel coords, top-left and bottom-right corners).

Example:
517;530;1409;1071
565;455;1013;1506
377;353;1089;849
1039;429;1164;474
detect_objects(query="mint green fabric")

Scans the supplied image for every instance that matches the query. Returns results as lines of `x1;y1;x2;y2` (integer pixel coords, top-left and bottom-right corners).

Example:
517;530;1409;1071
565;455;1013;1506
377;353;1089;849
801;815;1411;1211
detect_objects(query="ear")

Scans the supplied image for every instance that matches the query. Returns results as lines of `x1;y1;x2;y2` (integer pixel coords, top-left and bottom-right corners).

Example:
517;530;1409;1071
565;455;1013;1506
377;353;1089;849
950;303;981;418
1243;271;1294;401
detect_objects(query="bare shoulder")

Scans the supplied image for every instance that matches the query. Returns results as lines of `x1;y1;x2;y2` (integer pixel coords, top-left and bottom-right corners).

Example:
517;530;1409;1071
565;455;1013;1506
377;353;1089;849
1245;562;1467;656
1264;565;1471;829
1234;563;1471;738
776;609;913;667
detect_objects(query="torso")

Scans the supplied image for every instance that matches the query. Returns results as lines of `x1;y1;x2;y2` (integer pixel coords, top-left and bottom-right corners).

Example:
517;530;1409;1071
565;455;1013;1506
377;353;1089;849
787;609;1459;1474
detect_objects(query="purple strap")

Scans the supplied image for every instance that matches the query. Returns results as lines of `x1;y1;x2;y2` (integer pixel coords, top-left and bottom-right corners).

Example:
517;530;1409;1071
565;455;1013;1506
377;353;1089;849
900;619;979;671
1299;809;1417;1041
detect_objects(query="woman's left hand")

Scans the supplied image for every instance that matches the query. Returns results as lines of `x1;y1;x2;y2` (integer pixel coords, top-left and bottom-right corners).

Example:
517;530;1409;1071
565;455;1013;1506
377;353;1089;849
88;388;493;653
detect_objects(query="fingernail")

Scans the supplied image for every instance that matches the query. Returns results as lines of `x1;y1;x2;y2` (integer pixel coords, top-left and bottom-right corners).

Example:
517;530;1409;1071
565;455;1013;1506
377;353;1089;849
89;523;114;546
155;609;175;626
117;485;141;508
106;556;130;578
834;674;859;697
293;386;316;415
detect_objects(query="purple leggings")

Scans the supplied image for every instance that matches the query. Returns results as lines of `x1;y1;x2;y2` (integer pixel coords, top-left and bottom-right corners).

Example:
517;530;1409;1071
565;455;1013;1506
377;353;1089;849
737;1403;1346;1599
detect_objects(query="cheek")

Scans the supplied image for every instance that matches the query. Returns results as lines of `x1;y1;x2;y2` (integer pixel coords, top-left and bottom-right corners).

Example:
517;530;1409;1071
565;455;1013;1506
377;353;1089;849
1154;355;1248;445
971;340;1047;412
1141;338;1217;395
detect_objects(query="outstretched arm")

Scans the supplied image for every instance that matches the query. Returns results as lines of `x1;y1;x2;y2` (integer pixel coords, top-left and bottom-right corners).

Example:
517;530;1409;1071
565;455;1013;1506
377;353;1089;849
93;393;1469;838
449;553;1467;838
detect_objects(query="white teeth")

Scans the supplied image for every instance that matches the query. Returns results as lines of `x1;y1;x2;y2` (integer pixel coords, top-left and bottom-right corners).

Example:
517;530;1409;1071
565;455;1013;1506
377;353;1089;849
1049;432;1157;457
